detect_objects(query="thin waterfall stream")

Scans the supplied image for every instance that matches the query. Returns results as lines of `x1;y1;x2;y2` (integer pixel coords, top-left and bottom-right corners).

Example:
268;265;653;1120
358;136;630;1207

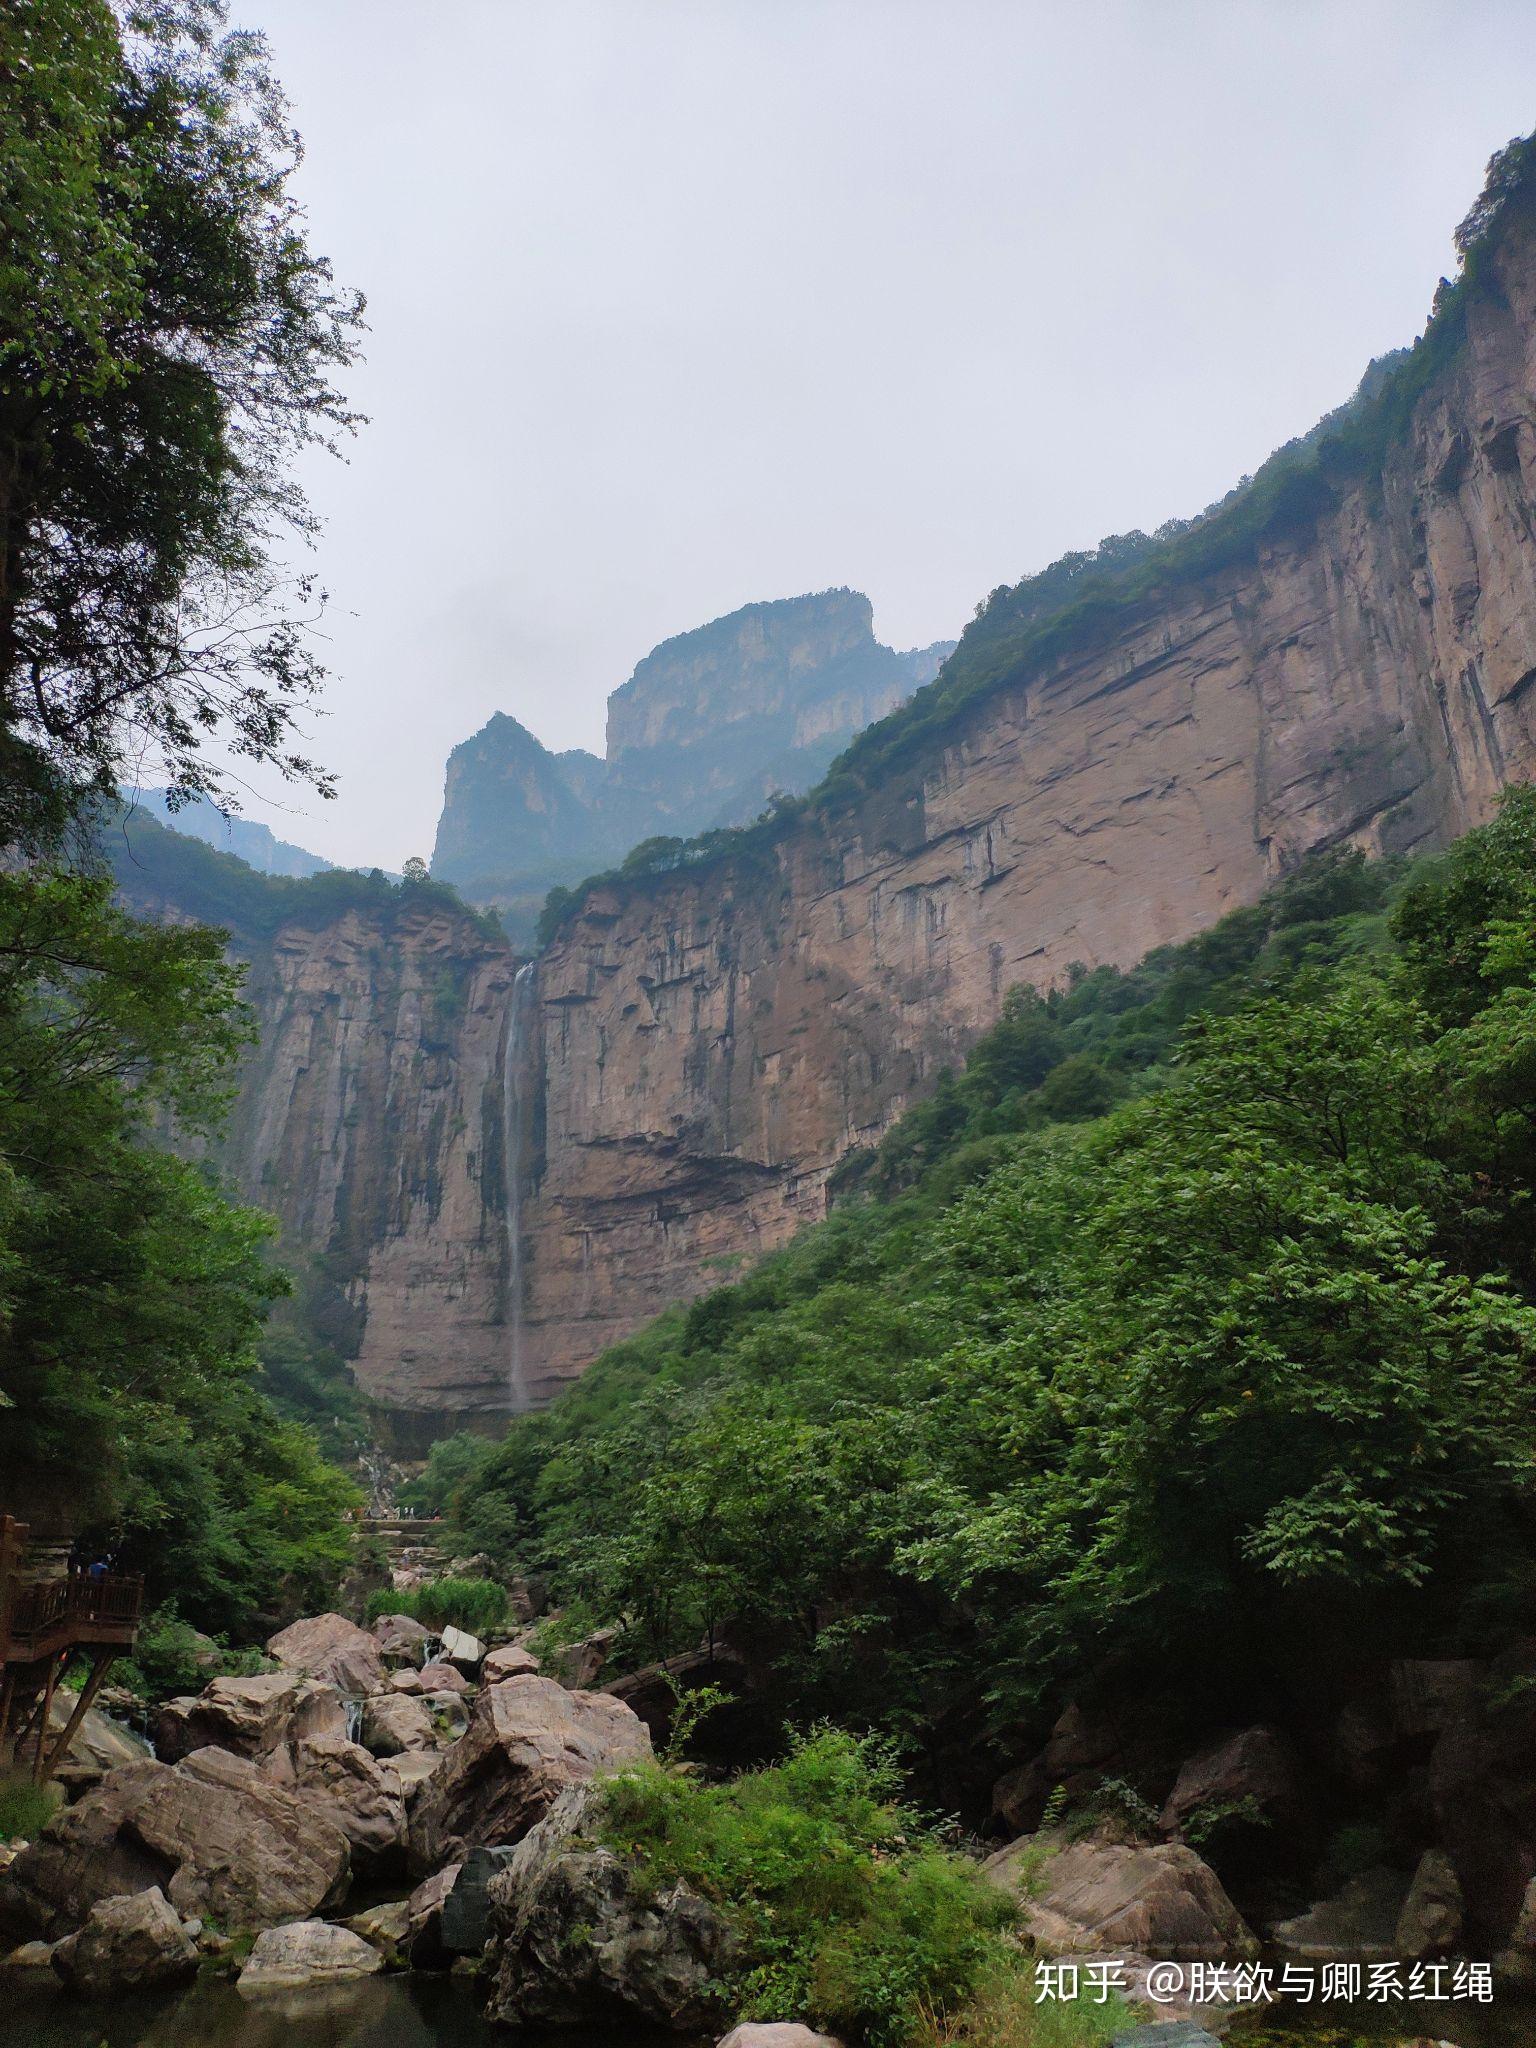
501;960;536;1411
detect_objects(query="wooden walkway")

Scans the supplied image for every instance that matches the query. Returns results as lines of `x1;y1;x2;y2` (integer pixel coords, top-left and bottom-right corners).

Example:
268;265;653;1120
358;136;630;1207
0;1514;144;1784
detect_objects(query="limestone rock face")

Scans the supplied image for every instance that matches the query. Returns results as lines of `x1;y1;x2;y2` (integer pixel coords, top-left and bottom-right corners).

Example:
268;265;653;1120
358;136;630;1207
122;204;1536;1425
1160;1727;1308;1837
0;1748;351;1939
264;1734;406;1867
411;1674;652;1866
484;1787;735;2030
266;1613;387;1698
237;1919;384;1994
154;1672;346;1763
373;1613;434;1665
483;1643;541;1681
987;1830;1257;1961
50;1888;198;1996
362;1692;437;1757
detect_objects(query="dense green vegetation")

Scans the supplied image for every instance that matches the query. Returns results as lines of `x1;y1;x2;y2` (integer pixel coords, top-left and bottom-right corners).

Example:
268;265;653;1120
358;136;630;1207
458;797;1536;1783
595;1727;1074;2048
0;0;362;826
535;133;1536;949
0;866;359;1635
363;1576;507;1638
0;2;365;1639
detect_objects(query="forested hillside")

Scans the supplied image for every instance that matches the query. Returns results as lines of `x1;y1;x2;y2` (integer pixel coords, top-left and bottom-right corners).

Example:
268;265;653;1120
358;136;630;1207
444;794;1536;1811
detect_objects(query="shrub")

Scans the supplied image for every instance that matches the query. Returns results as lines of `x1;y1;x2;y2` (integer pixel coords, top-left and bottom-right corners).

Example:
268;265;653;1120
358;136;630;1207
363;1576;506;1637
597;1728;1018;2047
0;1777;59;1843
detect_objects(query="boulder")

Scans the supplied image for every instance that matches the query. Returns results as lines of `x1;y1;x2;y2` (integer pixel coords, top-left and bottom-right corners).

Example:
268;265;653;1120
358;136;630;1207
0;1939;57;1971
154;1672;346;1763
362;1691;437;1756
483;1643;541;1682
1270;1866;1411;1961
438;1625;488;1672
549;1626;619;1690
991;1702;1153;1838
417;1661;468;1694
346;1897;411;1960
237;1918;385;1994
382;1750;444;1800
1159;1727;1307;1838
0;1747;350;1940
265;1733;406;1867
44;1695;150;1790
402;1860;463;1969
717;2030;844;2048
412;1674;652;1867
372;1613;434;1665
266;1612;387;1698
1396;1849;1463;1961
51;1887;197;1996
422;1691;470;1739
987;1829;1257;1961
485;1786;735;2029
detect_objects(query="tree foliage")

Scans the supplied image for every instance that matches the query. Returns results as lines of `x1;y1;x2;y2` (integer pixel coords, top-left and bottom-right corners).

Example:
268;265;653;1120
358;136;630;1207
458;799;1536;1761
0;0;363;828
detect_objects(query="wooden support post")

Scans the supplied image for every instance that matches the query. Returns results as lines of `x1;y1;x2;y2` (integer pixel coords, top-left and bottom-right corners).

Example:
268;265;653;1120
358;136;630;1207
30;1649;64;1783
41;1651;112;1783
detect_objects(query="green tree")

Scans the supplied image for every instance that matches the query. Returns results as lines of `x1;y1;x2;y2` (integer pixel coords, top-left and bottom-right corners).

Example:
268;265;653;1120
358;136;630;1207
0;0;363;826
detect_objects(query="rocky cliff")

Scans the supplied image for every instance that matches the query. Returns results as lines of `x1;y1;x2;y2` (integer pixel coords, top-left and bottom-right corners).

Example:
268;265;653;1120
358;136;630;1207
507;191;1536;1399
429;589;953;941
124;167;1536;1427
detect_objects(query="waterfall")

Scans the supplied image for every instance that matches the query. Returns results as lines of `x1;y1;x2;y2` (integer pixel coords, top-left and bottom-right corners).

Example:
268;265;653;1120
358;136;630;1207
501;961;536;1411
344;1697;364;1743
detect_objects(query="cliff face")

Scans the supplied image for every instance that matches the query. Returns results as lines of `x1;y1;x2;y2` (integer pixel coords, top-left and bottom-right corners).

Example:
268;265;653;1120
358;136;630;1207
127;194;1536;1427
506;207;1536;1399
429;589;954;939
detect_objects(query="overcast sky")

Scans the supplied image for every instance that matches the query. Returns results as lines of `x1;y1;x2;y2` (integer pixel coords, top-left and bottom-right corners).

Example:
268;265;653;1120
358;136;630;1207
215;0;1536;870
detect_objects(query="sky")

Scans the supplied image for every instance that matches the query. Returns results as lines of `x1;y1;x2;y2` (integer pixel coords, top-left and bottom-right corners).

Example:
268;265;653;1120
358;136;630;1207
214;0;1536;871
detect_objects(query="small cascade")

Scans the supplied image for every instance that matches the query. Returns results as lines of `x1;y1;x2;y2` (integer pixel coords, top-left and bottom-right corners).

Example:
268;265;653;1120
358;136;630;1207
501;960;537;1412
344;1697;364;1743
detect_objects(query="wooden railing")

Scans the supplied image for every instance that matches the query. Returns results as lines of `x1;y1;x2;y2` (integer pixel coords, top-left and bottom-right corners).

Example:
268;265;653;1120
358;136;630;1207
0;1518;144;1666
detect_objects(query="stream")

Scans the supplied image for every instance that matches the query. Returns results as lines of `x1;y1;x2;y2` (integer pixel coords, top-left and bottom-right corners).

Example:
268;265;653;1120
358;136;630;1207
8;1970;1536;2048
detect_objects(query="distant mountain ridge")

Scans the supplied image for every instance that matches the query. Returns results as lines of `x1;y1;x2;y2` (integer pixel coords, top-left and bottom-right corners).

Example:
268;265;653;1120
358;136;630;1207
430;588;955;940
127;789;334;879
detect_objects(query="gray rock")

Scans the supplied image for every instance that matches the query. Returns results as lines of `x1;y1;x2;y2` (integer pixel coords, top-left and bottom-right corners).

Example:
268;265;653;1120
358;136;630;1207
237;1918;385;1994
266;1613;387;1699
155;1672;346;1763
438;1625;487;1672
402;1861;463;1969
549;1626;619;1690
1271;1866;1411;1961
987;1828;1257;1961
411;1673;651;1867
362;1690;437;1756
51;1887;197;1995
484;1787;736;2029
264;1733;406;1866
373;1614;434;1666
0;1746;351;1940
0;1939;58;1971
1396;1849;1463;1961
483;1643;541;1681
1159;1726;1307;1838
717;2029;844;2048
